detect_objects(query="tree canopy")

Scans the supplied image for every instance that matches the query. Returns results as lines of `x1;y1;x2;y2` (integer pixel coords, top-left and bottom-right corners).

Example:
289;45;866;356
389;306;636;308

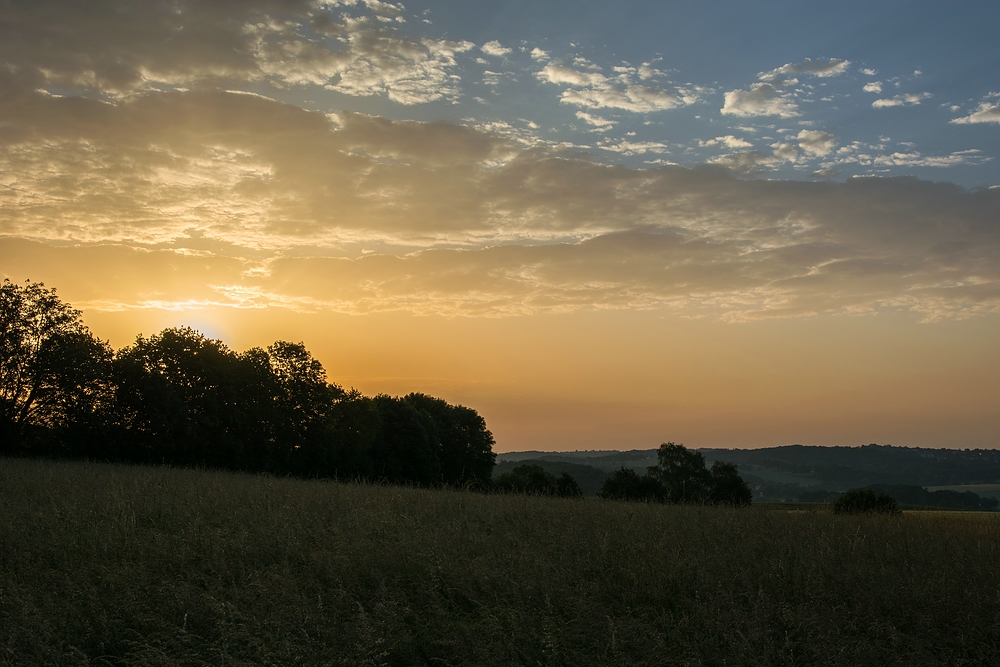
1;280;496;488
0;279;112;449
597;442;752;506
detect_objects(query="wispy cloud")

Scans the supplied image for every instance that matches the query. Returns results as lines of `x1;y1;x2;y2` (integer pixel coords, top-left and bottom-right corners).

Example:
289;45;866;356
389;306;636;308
872;92;933;108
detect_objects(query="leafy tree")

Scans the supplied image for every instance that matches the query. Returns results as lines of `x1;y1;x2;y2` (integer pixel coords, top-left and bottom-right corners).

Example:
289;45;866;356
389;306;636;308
648;442;713;503
556;472;583;498
833;488;901;515
599;467;666;502
112;327;251;467
370;395;442;486
709;461;753;506
494;464;582;497
404;393;496;488
0;279;111;450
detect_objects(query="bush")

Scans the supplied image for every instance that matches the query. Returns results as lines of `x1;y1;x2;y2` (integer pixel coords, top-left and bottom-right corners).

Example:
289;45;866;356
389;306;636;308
598;467;666;502
833;488;901;515
493;464;582;497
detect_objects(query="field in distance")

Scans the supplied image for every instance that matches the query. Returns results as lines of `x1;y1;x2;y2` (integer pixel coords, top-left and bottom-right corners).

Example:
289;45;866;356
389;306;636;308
2;457;999;666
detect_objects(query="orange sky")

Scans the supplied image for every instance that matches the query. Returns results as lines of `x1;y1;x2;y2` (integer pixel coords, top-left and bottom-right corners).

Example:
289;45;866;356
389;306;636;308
62;302;998;452
3;1;1000;452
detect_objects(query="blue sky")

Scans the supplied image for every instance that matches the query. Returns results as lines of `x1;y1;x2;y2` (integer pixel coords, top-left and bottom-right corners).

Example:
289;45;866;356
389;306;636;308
255;0;1000;187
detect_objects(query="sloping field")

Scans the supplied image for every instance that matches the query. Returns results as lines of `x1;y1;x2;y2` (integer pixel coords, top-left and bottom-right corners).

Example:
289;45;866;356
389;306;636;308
2;457;999;666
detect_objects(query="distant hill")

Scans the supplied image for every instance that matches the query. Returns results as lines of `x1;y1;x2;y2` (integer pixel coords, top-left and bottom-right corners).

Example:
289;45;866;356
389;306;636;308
700;444;1000;488
498;444;1000;505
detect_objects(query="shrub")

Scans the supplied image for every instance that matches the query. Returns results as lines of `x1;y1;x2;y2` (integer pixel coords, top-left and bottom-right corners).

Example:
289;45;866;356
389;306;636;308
493;464;582;497
833;488;901;515
598;467;666;502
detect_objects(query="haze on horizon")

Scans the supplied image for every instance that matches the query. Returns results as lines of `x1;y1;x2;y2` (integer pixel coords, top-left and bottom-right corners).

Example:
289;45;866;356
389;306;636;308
1;0;999;452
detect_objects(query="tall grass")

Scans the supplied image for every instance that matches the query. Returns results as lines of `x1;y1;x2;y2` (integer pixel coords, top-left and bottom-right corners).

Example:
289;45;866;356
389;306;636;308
2;457;998;666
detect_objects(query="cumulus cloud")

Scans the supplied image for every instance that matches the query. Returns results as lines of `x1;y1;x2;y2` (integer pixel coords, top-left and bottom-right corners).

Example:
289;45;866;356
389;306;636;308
797;130;835;156
872;92;933;108
863;82;883;93
951;95;1000;125
480;40;512;57
537;62;701;113
722;83;800;118
530;47;550;61
700;136;753;149
722;57;850;118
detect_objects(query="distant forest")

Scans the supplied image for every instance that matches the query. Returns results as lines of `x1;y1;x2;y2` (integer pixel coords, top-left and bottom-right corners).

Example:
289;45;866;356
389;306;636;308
1;279;496;488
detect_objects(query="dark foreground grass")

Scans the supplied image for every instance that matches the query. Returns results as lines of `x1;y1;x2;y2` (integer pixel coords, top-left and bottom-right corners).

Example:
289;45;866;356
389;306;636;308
1;458;999;666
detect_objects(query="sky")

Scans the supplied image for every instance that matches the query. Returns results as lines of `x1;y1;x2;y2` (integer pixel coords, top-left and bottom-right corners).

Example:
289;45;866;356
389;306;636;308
1;0;999;451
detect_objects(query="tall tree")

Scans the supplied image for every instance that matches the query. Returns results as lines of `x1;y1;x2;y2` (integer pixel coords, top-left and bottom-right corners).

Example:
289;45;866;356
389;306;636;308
648;442;713;503
0;279;111;450
112;327;249;467
708;461;752;506
404;393;496;488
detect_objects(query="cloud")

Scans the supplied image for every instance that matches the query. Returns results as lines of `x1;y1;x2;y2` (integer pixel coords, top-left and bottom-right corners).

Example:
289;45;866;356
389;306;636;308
8;164;1000;322
872;92;933;108
575;111;616;129
797;130;835;156
700;136;753;149
951;96;1000;125
480;40;512;57
860;68;877;76
2;32;999;324
762;57;850;80
872;150;987;168
722;57;850;119
599;140;670;155
722;83;800;118
0;0;472;105
537;62;701;113
863;82;882;93
530;47;550;61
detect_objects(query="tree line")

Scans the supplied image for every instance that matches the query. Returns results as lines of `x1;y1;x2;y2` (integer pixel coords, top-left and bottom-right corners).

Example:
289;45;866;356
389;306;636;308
599;442;753;506
2;278;755;503
0;279;496;488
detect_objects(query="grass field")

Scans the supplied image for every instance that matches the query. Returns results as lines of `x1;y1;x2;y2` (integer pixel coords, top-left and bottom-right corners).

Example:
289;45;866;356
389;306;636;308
2;457;999;666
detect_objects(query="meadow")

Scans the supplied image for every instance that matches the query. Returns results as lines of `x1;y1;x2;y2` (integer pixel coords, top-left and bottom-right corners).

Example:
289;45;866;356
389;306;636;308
1;457;999;666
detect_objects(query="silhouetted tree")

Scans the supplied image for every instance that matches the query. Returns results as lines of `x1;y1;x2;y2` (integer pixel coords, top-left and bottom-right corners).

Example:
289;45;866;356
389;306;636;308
370;395;442;486
1;282;501;489
599;467;666;502
709;461;752;506
404;393;496;488
648;442;713;503
556;472;583;497
0;279;112;451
